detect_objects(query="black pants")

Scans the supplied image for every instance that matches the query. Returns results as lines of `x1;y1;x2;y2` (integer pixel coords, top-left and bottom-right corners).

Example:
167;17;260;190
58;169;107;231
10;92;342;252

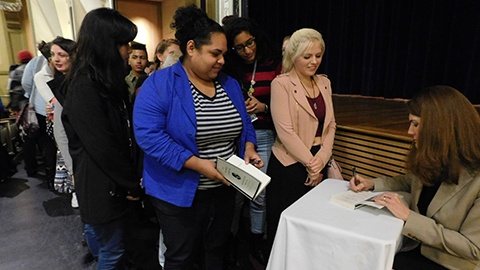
265;145;323;255
150;185;235;270
26;114;56;182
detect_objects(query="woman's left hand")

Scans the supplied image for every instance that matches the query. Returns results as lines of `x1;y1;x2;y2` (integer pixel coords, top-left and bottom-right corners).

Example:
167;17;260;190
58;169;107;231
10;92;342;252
244;142;264;169
306;156;323;176
245;94;266;115
374;192;411;221
305;170;323;187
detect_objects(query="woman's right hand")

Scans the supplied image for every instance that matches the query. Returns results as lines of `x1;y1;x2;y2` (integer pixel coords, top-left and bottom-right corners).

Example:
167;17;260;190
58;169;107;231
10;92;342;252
185;156;230;186
349;174;374;192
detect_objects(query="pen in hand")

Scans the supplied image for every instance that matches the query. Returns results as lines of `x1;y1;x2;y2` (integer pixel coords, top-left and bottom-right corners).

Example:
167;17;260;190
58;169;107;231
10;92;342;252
353;166;359;185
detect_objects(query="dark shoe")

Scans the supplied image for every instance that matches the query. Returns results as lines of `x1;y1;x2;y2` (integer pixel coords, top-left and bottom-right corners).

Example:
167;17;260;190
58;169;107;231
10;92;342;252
82;252;97;266
45;180;54;191
250;233;267;266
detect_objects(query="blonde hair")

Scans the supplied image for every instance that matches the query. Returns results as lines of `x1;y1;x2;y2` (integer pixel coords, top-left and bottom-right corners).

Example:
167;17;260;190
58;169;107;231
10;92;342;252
282;28;325;73
161;50;183;69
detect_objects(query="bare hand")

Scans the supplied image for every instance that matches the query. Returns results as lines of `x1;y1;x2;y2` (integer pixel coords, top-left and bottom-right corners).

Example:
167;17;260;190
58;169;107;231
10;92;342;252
373;192;410;221
305;170;323;187
126;195;140;201
244;142;264;169
349;174;374;192
199;159;230;186
245;95;265;115
184;156;230;186
306;156;323;176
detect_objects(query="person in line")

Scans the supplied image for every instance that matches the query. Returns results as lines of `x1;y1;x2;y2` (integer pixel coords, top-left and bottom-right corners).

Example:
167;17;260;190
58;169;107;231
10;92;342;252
21;41;50;178
351;85;480;270
62;8;141;269
6;50;32;114
125;42;148;97
223;17;282;265
154;38;180;70
43;37;77;198
266;28;336;255
133;5;262;270
34;37;76;191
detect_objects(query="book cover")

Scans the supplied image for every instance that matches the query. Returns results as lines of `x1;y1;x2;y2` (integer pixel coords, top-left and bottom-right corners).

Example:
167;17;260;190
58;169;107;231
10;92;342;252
216;155;271;200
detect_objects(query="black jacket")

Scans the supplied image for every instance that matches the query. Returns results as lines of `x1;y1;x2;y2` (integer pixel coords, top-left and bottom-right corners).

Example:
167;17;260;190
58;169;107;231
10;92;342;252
62;73;140;224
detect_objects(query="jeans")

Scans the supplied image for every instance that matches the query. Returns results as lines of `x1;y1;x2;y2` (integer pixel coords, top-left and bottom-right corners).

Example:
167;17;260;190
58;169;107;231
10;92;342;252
89;218;128;270
250;129;275;234
84;224;99;258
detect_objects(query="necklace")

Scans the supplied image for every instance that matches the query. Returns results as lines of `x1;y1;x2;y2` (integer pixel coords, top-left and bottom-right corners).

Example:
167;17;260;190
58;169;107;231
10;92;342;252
300;77;318;110
248;60;258;95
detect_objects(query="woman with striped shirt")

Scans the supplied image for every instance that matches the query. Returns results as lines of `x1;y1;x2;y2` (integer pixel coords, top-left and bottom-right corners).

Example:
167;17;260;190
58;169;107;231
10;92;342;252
133;5;262;270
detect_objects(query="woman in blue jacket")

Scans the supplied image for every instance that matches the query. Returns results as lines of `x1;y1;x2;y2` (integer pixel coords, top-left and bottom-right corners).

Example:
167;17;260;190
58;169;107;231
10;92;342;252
133;5;262;270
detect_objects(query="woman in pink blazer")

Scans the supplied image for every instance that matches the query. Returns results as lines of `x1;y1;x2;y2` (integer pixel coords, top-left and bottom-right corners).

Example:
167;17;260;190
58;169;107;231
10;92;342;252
266;28;336;254
352;86;480;270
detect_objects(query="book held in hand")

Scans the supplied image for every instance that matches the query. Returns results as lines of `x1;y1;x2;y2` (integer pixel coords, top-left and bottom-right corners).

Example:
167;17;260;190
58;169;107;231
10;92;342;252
216;155;271;200
330;190;385;210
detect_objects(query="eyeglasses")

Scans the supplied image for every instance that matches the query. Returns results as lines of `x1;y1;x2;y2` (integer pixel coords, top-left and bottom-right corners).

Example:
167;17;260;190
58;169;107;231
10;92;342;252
232;37;256;52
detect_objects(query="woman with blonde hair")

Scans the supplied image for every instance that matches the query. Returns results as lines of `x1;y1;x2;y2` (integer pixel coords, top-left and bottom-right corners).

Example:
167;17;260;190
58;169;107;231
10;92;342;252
154;38;180;70
266;28;336;254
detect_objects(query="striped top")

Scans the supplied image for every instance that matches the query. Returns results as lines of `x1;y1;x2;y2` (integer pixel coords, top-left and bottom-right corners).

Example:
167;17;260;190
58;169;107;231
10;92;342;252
191;80;243;190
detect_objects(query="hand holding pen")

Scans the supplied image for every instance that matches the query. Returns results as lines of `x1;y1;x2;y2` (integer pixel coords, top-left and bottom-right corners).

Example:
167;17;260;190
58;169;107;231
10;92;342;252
349;167;375;192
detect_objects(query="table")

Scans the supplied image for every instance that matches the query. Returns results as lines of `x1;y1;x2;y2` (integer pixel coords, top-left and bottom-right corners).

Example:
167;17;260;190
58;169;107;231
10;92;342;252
266;179;405;270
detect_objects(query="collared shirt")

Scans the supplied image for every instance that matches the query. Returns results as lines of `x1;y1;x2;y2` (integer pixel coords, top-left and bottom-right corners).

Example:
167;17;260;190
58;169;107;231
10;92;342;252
125;71;137;96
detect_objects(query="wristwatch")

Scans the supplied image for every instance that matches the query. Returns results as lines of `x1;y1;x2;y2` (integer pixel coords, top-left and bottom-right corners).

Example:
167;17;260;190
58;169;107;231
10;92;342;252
264;104;269;114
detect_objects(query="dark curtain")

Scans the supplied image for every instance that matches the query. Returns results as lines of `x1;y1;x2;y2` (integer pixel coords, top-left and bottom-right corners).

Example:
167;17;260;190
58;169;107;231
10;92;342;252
248;0;480;104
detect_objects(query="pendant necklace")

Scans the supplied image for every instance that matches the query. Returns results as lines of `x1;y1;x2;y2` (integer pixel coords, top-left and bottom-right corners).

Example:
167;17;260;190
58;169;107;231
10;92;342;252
248;59;258;95
301;77;318;110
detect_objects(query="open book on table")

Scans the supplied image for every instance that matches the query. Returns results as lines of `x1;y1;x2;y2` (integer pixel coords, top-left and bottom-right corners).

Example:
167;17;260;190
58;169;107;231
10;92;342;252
216;155;271;201
330;190;385;210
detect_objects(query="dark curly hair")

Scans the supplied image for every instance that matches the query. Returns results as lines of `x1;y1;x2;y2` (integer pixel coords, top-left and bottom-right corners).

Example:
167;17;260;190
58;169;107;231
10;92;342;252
222;17;281;83
170;4;224;59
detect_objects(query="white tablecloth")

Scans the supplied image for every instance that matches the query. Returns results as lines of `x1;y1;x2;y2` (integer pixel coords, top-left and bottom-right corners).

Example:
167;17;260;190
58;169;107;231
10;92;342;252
266;179;404;270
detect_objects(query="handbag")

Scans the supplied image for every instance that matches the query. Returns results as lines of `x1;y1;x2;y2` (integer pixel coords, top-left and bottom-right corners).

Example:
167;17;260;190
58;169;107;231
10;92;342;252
327;158;343;180
16;102;40;139
54;150;74;194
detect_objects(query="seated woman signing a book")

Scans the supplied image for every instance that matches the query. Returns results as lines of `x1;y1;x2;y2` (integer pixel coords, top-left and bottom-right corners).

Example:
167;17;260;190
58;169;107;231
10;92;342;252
350;85;480;270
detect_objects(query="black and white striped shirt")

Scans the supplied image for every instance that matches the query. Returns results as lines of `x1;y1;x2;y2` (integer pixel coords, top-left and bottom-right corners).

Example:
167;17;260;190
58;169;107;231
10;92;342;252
191;80;243;190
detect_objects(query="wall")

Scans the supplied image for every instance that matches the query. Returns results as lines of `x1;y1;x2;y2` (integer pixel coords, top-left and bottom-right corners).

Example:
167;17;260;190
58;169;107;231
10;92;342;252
0;0;30;106
116;0;161;62
116;0;201;63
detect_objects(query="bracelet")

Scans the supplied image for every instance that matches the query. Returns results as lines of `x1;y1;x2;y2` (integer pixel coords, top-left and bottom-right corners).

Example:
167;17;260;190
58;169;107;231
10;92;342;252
264;104;269;114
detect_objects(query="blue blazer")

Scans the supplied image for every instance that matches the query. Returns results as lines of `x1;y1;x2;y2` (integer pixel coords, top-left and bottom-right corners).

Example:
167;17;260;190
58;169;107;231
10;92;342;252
133;62;257;207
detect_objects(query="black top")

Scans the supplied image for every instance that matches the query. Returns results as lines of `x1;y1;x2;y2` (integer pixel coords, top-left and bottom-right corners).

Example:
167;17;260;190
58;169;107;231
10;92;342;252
417;181;441;215
62;73;140;224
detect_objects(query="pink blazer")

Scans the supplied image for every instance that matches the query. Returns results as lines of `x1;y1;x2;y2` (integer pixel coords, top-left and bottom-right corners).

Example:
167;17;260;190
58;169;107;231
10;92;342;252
270;71;336;169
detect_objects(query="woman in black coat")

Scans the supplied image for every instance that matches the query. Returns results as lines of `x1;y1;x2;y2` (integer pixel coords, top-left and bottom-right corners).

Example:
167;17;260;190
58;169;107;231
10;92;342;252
61;8;141;269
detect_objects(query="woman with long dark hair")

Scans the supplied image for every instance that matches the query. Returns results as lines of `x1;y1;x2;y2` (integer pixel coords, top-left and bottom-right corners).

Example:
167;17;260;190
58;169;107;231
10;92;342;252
223;17;282;265
62;8;141;269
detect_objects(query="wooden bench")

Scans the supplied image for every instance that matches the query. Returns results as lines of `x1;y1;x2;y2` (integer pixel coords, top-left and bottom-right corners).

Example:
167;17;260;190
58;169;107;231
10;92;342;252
0;117;19;155
332;125;412;180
